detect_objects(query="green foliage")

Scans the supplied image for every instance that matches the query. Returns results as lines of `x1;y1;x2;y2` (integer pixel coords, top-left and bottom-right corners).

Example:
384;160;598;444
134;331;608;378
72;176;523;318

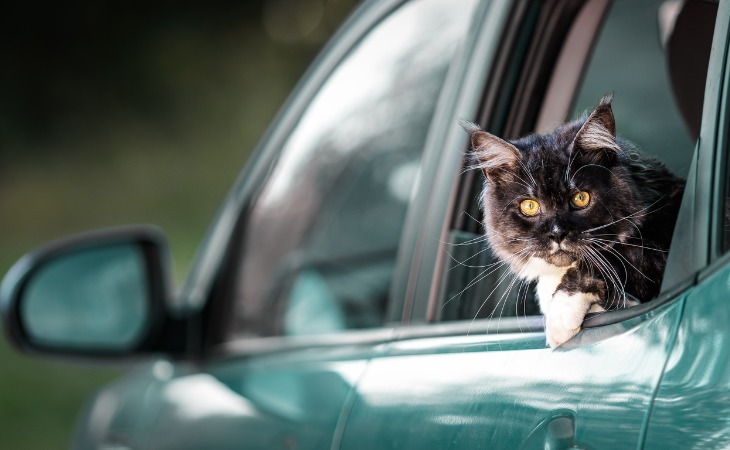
0;340;118;450
0;1;357;447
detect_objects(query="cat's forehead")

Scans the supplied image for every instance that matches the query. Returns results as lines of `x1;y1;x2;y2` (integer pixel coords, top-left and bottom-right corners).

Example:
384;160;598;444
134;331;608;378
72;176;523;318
493;132;589;198
515;123;584;176
516;136;572;179
512;121;582;158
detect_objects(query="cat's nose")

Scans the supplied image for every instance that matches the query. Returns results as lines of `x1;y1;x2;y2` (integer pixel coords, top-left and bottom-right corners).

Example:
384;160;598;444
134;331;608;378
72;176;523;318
548;225;568;243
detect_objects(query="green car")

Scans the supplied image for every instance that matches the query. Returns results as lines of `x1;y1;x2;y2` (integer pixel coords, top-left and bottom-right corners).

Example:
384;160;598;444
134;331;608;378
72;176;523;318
2;0;728;448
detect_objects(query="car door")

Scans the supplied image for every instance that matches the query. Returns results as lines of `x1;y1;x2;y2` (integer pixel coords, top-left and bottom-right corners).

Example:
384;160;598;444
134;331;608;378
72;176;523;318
68;1;484;449
337;1;723;449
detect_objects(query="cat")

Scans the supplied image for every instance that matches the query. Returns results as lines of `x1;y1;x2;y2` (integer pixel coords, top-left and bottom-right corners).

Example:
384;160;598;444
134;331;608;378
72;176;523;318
463;95;685;348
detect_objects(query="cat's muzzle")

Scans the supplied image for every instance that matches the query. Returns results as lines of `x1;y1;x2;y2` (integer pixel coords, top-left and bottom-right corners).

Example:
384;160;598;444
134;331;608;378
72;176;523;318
545;246;576;266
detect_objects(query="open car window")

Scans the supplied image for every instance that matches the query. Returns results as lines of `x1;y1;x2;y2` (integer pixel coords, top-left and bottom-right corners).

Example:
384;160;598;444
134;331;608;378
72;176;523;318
438;0;716;325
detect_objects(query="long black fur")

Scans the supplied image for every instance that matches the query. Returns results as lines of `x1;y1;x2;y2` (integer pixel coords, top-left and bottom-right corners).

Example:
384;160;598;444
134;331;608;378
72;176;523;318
466;96;685;307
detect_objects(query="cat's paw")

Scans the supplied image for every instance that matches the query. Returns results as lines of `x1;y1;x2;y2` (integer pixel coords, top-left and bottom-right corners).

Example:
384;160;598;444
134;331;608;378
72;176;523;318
545;290;599;348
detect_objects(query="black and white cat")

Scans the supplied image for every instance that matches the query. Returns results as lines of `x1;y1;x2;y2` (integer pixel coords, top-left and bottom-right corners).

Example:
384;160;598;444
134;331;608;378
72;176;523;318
464;95;685;347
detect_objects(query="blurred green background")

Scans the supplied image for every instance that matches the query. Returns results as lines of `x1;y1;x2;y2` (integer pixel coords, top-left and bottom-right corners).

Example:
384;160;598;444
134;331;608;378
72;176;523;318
0;0;357;448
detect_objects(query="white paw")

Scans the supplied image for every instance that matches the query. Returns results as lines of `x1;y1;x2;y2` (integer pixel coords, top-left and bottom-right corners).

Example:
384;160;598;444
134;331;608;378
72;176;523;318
587;303;605;313
545;290;599;348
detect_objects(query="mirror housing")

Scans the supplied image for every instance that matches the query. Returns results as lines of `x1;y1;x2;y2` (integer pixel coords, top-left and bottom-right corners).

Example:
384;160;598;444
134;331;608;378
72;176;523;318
0;226;177;358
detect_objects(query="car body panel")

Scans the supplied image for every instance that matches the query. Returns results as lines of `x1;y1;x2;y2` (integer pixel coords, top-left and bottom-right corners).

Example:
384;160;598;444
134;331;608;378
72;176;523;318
142;352;369;450
72;340;384;450
338;298;684;449
644;258;730;449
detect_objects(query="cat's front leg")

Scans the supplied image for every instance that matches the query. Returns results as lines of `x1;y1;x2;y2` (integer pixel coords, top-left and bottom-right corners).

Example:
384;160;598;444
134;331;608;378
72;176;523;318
540;268;605;348
544;290;601;348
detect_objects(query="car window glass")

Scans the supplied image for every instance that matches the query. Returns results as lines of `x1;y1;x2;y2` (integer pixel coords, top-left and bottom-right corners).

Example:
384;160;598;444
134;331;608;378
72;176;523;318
229;0;478;338
572;0;708;177
723;178;729;253
439;0;713;324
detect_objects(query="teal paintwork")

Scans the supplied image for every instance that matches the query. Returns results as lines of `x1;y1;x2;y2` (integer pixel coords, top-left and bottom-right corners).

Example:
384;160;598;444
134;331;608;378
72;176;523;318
75;300;687;449
339;300;684;449
643;259;730;449
71;345;380;449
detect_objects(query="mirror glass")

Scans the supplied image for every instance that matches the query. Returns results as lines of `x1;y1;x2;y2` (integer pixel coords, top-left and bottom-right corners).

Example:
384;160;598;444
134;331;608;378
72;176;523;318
20;243;150;351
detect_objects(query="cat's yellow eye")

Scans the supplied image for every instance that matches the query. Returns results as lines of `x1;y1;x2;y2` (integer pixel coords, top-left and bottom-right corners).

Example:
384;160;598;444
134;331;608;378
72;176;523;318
571;191;591;208
520;199;540;216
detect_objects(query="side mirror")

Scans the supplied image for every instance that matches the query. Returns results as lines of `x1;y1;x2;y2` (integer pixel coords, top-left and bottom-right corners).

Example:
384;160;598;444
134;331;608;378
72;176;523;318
0;226;173;356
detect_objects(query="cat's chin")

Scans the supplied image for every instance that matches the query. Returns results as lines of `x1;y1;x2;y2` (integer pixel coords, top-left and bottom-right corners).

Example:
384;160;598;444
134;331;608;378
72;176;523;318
544;250;576;267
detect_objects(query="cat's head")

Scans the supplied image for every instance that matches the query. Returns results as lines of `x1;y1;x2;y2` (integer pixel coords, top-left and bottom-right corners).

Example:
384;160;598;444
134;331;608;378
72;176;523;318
465;96;642;276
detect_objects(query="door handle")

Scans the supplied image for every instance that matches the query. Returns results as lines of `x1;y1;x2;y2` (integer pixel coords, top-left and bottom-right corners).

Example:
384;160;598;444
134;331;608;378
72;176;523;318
545;416;577;450
520;413;587;450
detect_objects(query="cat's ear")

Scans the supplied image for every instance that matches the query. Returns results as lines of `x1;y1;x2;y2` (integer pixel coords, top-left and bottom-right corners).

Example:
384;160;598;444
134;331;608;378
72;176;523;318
460;120;521;181
574;95;620;157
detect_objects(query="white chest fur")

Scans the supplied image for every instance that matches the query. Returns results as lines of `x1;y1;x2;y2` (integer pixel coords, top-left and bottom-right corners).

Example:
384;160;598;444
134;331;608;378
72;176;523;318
519;257;573;314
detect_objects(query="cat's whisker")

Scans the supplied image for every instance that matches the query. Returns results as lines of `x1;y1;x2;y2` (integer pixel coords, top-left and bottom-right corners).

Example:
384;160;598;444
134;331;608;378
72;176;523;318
467;160;531;190
590;240;653;282
444;248;501;271
441;263;507;309
589;232;650;257
442;248;532;310
483;253;533;335
622;216;646;258
481;227;539;247
439;238;490;249
461;211;483;227
483;233;535;244
581;196;668;234
445;242;530;271
582;247;613;295
469;253;532;336
564;139;584;184
439;234;489;247
507;177;535;192
587;238;667;253
569;163;616;185
514;262;537;332
590;242;629;286
488;266;522;327
589;232;644;240
595;251;627;309
514;159;538;188
580;248;612;303
588;245;626;305
584;245;626;308
515;277;531;332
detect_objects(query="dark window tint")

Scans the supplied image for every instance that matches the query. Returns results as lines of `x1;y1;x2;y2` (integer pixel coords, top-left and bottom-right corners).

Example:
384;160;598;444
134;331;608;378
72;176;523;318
573;0;713;177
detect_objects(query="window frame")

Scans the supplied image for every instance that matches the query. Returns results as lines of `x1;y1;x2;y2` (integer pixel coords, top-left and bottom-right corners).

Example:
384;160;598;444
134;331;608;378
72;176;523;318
699;0;730;274
663;0;729;286
388;0;517;325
